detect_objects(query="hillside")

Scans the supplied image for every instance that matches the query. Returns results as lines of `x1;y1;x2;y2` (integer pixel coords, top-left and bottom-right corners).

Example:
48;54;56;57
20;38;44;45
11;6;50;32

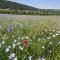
0;0;39;10
0;0;60;15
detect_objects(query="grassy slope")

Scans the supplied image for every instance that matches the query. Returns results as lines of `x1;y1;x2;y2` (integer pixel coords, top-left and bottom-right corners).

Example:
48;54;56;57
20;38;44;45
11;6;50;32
0;0;39;10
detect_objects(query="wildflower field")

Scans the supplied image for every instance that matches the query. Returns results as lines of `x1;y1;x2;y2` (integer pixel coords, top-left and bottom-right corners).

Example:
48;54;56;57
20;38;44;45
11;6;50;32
0;15;60;60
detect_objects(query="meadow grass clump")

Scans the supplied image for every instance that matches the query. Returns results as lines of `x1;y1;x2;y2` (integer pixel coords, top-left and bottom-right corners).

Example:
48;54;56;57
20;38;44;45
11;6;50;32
0;18;60;60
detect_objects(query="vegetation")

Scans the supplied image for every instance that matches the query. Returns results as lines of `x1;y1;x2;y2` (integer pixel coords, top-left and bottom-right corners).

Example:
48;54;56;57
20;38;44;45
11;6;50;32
0;0;39;10
0;16;60;60
0;0;60;15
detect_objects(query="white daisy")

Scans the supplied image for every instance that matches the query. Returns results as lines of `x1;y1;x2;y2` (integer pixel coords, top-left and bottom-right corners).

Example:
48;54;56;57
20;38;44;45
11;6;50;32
2;37;6;39
14;40;17;43
17;42;20;45
9;55;12;59
38;58;45;60
10;53;15;58
41;58;45;60
47;37;50;39
8;45;11;49
2;41;5;44
5;47;9;52
53;35;56;37
28;56;32;60
19;46;24;51
9;53;15;59
25;36;29;39
56;33;59;36
13;43;16;48
58;41;60;44
49;42;52;44
14;56;18;60
12;35;15;38
42;46;45;49
38;38;41;41
44;29;47;32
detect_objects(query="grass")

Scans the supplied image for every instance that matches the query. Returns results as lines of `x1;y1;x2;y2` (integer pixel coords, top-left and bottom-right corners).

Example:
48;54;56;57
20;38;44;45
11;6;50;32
0;15;60;60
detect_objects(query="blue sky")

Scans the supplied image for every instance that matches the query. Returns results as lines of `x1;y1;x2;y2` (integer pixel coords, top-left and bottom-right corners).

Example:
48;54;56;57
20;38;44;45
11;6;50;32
8;0;60;9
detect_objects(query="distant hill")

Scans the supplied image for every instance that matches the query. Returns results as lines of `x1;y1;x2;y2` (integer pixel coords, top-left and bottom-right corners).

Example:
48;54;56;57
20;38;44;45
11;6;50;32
0;0;60;15
0;0;39;10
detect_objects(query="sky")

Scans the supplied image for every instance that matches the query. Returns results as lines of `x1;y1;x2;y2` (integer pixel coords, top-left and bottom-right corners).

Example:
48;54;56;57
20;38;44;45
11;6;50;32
8;0;60;9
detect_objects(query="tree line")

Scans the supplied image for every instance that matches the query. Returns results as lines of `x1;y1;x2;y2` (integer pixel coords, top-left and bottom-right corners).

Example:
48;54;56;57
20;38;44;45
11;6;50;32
0;9;60;15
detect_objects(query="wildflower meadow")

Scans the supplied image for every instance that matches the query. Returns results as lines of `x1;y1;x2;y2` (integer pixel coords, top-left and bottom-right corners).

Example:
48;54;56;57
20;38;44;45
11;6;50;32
0;15;60;60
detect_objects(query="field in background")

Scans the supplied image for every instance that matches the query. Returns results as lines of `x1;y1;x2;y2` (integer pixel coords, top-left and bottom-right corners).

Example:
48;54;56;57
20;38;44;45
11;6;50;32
0;14;60;60
0;0;60;15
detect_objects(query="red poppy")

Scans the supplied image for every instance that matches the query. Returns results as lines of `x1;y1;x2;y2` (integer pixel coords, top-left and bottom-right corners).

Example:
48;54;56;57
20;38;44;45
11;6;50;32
21;39;29;47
